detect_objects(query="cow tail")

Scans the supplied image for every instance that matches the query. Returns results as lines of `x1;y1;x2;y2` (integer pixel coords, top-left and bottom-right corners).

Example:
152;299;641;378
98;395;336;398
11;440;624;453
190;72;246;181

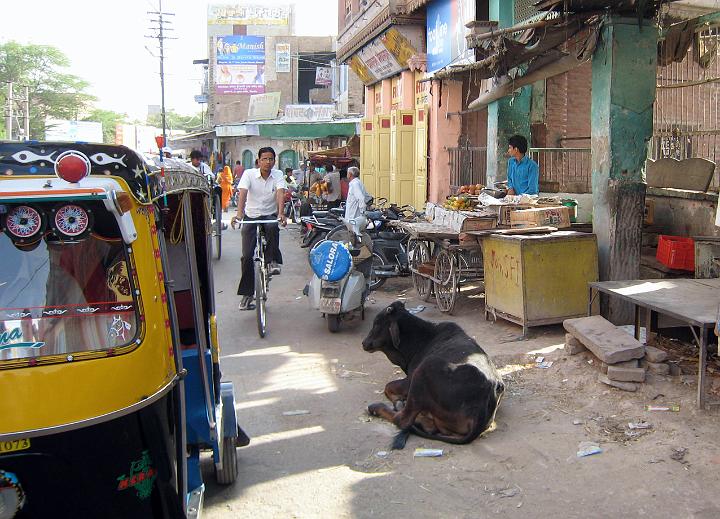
391;428;412;450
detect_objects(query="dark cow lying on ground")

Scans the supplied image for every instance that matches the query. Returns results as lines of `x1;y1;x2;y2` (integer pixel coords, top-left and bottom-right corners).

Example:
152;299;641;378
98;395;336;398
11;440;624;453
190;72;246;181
362;301;505;449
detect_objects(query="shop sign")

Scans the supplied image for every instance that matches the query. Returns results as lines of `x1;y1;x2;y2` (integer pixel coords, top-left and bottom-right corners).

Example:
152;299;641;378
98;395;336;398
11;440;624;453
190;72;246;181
208;4;290;25
284;104;334;123
426;0;475;73
248;92;281;121
315;67;332;86
276;43;291;73
349;28;418;85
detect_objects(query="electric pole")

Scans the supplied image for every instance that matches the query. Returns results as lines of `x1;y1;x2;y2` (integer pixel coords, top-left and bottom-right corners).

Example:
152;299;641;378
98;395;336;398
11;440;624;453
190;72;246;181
147;0;176;147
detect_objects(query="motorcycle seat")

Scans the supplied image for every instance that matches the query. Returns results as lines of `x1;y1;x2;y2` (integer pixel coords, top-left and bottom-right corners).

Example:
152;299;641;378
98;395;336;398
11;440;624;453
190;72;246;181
378;231;405;240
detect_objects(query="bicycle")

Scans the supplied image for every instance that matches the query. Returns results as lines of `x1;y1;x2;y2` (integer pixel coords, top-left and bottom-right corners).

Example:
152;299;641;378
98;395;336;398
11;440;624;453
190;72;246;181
232;219;280;338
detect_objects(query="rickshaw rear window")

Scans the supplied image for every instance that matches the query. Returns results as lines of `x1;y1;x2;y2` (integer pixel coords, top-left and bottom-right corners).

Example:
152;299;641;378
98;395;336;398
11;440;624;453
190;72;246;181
0;218;138;362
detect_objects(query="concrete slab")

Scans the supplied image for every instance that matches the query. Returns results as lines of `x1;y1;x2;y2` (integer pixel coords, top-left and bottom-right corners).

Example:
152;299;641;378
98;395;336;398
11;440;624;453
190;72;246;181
564;316;645;364
598;374;639;392
607;365;646;383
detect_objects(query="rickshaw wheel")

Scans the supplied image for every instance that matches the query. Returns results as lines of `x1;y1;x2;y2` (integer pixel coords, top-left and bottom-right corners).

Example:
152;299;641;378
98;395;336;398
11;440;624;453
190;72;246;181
409;239;433;301
213;194;222;260
434;249;457;314
215;435;238;485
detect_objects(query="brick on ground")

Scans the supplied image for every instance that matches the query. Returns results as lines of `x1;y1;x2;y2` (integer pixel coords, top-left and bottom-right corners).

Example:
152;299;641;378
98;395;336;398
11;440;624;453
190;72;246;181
598;373;639;392
645;345;668;363
607;365;646;383
600;359;641;374
646;361;670;375
564;316;645;364
565;333;587;355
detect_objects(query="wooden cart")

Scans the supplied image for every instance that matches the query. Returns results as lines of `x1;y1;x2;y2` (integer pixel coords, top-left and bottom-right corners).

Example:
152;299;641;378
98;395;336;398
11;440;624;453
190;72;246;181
394;221;485;314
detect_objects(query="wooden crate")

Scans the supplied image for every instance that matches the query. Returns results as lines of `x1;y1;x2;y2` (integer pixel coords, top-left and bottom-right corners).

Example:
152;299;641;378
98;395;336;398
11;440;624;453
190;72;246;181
510;206;571;229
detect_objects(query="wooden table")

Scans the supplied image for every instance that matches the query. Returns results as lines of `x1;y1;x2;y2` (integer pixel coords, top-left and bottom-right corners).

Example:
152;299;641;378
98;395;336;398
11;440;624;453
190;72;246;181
589;278;720;409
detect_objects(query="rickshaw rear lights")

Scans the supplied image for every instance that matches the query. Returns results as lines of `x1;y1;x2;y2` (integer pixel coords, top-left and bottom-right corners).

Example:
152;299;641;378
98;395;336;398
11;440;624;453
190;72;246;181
3;205;45;241
51;204;93;239
54;150;91;183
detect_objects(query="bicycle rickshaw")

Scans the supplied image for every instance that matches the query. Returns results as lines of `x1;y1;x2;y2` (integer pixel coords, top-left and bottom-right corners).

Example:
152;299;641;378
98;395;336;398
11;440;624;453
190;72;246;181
0;142;247;518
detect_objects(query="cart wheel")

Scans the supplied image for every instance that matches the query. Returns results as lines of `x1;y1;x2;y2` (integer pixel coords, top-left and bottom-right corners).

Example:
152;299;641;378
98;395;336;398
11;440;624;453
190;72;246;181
434;249;457;314
409;239;432;302
215;435;238;485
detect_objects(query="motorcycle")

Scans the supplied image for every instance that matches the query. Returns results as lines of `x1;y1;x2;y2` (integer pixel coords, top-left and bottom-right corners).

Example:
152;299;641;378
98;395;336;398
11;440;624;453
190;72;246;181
305;217;373;332
299;208;345;251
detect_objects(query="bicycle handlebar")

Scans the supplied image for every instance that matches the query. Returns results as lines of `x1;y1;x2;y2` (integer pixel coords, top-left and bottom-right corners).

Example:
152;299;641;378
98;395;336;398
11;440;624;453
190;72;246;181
236;219;280;224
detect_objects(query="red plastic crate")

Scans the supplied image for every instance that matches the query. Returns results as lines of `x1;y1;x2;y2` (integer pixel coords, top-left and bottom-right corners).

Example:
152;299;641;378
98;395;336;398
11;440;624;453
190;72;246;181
656;235;694;271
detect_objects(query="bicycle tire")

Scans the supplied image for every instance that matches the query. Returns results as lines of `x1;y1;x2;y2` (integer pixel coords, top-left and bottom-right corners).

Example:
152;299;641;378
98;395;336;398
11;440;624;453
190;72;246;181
254;261;267;338
213;194;222;260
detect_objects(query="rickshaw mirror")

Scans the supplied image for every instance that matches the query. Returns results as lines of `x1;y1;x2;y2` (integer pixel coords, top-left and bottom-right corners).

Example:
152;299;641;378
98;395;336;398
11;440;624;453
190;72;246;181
104;190;138;244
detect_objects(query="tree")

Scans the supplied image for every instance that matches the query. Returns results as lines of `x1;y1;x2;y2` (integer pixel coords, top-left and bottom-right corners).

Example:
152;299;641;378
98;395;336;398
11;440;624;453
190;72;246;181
0;41;95;139
147;109;204;134
83;108;128;144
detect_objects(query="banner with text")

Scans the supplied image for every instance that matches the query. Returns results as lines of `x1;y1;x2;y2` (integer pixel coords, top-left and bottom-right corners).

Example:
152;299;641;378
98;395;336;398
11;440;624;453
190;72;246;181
216;35;266;94
248;92;281;121
276;43;291;73
208;4;290;25
427;0;475;73
284;105;334;123
348;28;418;85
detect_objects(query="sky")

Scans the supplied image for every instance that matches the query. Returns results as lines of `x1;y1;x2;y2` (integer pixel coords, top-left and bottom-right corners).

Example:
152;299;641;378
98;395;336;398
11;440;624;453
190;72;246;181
1;0;338;121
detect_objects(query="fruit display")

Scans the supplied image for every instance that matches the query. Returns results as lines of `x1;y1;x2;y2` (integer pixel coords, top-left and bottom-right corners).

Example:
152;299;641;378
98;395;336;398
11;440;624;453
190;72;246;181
312;181;329;197
457;184;484;195
444;195;476;211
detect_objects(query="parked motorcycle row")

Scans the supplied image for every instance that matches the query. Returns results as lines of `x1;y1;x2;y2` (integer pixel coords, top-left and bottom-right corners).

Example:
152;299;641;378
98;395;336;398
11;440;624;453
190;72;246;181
296;198;422;332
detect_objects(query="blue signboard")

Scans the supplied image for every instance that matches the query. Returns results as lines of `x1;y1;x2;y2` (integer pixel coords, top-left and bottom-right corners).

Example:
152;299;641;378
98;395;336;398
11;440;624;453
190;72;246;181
216;35;265;65
427;0;453;73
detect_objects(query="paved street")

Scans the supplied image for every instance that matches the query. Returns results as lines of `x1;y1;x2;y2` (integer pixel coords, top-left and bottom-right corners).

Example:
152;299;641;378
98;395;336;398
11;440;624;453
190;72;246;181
203;218;720;518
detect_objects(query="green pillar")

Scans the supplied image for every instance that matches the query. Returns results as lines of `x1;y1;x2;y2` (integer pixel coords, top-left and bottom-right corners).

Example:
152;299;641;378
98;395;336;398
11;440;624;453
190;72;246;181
591;18;657;323
486;0;532;185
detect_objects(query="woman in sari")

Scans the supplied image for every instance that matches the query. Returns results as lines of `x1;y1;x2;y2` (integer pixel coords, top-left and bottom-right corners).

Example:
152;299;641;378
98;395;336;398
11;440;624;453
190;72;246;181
218;165;234;211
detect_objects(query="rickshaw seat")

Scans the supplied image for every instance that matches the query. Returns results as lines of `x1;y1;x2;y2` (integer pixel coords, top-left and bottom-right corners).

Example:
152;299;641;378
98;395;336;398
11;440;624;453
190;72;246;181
174;290;197;350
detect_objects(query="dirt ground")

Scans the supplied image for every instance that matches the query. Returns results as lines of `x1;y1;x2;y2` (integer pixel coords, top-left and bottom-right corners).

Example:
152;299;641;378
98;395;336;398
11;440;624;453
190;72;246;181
204;224;720;518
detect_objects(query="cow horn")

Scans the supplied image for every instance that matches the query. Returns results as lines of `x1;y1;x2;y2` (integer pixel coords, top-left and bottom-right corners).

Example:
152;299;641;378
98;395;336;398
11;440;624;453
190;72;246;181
386;306;394;315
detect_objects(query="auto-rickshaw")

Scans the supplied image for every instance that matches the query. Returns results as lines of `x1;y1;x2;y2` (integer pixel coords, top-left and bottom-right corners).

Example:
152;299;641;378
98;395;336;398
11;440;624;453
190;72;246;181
0;141;248;518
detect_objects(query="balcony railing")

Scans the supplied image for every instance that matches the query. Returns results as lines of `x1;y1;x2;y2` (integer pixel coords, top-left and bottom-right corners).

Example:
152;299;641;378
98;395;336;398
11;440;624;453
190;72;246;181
529;147;592;193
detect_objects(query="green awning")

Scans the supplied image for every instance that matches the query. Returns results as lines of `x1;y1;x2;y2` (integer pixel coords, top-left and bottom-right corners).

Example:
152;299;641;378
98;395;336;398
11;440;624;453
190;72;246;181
258;122;357;139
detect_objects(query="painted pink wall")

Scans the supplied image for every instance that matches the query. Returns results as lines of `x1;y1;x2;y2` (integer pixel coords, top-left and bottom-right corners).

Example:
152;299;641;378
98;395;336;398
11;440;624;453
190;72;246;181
428;79;462;204
400;70;415;110
364;85;375;118
380;79;392;114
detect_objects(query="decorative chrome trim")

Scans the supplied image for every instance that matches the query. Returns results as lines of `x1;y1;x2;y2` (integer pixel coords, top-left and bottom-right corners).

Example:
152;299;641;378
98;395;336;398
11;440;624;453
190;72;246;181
0;377;179;442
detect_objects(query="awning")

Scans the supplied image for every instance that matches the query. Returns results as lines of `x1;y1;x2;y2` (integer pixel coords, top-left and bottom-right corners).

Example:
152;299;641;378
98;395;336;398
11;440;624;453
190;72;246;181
216;118;361;140
259;122;358;139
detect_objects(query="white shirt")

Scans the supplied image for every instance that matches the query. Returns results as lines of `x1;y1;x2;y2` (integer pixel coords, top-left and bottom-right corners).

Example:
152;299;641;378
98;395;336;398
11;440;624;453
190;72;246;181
345;177;371;221
237;168;287;218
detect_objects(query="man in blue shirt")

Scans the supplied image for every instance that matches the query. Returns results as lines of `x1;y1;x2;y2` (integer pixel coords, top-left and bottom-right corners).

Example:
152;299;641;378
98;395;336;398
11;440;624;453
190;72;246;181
506;135;539;195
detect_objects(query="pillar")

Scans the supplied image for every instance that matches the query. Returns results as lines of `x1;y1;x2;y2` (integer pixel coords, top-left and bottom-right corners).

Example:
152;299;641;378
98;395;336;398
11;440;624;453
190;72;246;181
380;79;392;115
591;18;657;323
486;0;532;185
428;79;462;203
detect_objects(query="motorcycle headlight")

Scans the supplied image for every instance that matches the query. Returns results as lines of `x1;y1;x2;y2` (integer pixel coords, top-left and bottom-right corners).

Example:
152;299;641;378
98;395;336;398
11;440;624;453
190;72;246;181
0;471;25;519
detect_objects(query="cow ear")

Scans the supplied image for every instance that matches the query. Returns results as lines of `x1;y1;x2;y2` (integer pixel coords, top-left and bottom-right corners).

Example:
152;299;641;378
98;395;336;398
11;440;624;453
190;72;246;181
385;305;394;315
390;321;400;348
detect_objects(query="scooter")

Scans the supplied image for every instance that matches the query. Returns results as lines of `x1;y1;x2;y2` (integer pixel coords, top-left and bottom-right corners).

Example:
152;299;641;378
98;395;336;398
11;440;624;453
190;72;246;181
305;217;373;332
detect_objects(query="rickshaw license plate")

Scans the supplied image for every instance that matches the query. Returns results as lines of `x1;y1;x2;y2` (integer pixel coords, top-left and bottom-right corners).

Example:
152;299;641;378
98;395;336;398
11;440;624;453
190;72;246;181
0;438;30;454
320;297;341;313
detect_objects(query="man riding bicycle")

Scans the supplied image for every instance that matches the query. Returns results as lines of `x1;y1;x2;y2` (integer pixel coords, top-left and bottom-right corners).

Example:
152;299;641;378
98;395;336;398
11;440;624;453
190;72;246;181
231;147;287;311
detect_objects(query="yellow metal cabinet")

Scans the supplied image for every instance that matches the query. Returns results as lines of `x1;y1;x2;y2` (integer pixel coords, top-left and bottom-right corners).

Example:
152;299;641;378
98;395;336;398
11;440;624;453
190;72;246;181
483;231;598;335
375;115;392;201
360;118;377;196
390;109;416;207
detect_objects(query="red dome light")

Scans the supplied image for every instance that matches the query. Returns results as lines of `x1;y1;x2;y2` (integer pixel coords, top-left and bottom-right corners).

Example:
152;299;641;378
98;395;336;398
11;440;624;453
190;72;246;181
54;150;91;183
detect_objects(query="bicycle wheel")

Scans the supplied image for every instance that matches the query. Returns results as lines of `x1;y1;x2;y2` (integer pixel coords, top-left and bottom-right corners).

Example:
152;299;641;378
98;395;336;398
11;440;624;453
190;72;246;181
213;194;222;260
369;251;387;291
409;239;433;301
254;261;267;338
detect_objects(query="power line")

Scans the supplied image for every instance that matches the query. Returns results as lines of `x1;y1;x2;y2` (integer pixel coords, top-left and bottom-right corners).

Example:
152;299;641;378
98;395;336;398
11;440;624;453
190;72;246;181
146;0;176;145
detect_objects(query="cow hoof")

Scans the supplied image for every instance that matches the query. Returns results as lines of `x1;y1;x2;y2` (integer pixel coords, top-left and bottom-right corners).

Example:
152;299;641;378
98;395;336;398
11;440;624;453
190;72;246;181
368;403;384;416
393;400;405;411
